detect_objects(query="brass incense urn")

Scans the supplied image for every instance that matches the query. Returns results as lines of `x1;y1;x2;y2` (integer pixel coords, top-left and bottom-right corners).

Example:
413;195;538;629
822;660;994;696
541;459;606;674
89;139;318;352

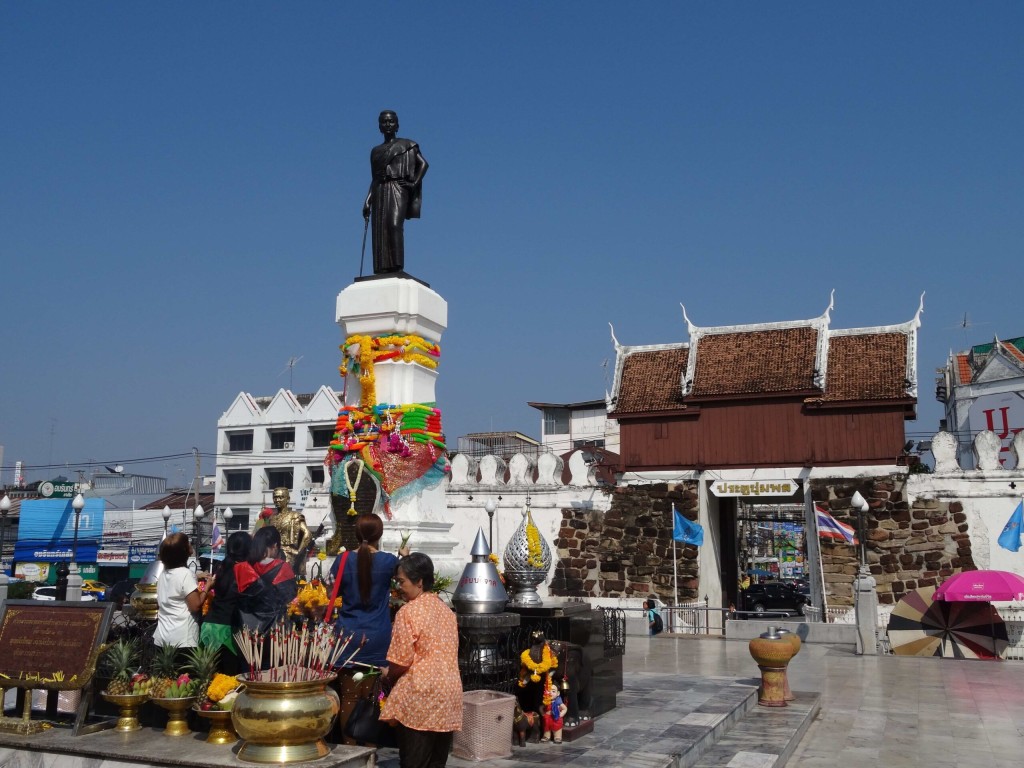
232;673;340;763
128;558;163;620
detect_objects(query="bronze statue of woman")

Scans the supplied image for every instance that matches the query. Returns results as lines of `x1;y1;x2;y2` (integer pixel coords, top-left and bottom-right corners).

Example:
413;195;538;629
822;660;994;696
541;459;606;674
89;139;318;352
362;110;429;274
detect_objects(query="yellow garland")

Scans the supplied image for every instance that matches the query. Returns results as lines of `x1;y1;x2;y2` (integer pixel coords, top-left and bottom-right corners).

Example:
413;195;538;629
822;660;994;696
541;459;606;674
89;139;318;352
525;511;544;569
207;673;240;703
519;645;557;683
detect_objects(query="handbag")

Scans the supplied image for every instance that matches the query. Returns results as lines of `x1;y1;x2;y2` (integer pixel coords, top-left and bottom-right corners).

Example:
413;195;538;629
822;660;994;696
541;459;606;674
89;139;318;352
325;551;349;623
344;674;395;747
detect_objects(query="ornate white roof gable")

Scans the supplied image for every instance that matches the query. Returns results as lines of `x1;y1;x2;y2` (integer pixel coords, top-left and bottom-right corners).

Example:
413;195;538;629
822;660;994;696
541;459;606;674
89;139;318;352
679;292;834;396
828;292;924;398
218;391;263;427
263;389;304;423
305;385;342;421
605;322;687;410
973;336;1024;384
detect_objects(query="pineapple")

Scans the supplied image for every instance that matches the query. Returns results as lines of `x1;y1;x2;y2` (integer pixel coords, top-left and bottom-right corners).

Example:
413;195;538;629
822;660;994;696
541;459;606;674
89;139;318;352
149;643;180;699
102;638;140;695
185;643;221;699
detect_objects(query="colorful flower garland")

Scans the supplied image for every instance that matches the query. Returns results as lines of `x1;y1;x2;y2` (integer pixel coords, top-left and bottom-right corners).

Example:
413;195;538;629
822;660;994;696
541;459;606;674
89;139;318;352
519;645;557;684
341;334;441;410
328;403;445;457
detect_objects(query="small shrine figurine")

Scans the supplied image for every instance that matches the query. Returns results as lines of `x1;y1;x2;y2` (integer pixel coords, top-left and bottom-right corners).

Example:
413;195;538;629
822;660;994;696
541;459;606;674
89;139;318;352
541;682;567;744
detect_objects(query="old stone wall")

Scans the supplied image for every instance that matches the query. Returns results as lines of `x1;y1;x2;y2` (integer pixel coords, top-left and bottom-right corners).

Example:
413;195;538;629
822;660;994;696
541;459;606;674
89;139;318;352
549;482;700;601
811;476;975;606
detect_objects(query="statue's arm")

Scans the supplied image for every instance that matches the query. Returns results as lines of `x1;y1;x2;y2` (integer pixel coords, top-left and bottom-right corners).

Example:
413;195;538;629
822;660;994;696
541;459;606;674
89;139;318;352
410;151;428;187
362;182;373;220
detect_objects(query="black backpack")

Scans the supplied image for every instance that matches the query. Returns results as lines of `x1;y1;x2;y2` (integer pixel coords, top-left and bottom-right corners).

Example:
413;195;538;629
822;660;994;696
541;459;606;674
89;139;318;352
651;610;664;635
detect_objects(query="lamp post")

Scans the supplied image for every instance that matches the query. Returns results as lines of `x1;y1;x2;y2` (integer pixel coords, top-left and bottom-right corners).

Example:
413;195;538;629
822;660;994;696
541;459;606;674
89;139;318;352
850;490;877;656
0;495;10;601
67;493;85;601
193;504;205;574
484;499;497;554
162;505;172;536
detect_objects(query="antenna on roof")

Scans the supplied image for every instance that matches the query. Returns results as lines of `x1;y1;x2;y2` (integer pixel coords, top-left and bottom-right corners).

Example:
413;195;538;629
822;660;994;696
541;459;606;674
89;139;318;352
278;355;304;391
946;312;989;350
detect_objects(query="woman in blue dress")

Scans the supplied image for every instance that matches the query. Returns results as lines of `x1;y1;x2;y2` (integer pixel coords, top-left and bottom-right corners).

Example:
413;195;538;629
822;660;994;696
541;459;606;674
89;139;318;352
329;513;409;745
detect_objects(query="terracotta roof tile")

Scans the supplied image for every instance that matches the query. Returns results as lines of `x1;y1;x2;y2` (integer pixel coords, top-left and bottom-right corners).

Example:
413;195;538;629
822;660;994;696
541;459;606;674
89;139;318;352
691;327;818;396
1003;342;1024;365
820;333;908;401
613;347;688;414
956;354;972;384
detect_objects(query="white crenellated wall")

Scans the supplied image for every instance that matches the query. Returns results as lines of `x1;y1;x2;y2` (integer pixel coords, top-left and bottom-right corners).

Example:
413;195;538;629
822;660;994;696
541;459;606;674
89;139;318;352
908;430;1024;577
445;450;613;600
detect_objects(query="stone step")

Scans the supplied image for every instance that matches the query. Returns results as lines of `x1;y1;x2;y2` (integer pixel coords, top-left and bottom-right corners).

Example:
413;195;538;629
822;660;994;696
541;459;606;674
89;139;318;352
687;692;821;768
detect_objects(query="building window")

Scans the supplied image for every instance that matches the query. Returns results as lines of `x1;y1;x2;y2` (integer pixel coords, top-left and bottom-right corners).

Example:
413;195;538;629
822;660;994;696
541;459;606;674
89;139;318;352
574;439;605;450
269;429;296;450
543;409;570;435
227;431;253;452
224;470;252;492
224;510;250;532
308;466;325;485
310;427;334;449
266;468;293;490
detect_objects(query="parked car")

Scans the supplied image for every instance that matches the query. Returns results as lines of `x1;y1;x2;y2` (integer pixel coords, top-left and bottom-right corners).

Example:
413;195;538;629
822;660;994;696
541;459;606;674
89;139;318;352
80;579;109;599
31;586;98;602
740;581;808;617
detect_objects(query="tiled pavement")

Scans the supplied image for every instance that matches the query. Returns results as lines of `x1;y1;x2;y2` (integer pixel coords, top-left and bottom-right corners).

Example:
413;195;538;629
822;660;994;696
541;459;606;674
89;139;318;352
378;633;1024;768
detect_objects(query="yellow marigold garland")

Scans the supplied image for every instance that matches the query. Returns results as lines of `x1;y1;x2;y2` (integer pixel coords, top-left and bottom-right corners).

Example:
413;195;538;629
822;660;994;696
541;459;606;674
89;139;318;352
519;645;557;684
525;510;544;569
206;673;240;703
341;334;441;410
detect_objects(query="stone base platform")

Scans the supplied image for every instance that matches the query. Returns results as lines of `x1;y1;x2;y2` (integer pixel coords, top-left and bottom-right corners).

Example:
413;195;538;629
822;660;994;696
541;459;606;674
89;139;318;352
0;725;374;768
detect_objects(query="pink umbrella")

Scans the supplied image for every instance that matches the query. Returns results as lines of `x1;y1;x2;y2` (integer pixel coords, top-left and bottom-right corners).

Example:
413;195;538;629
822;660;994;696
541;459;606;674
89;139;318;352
934;570;1024;602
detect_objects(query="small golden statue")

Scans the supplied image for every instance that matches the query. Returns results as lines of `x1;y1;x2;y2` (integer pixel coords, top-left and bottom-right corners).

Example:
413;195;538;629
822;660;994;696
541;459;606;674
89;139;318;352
266;487;314;577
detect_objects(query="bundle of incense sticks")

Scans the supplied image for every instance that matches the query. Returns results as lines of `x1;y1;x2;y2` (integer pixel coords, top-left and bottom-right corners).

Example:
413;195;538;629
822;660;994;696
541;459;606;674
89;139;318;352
233;618;365;682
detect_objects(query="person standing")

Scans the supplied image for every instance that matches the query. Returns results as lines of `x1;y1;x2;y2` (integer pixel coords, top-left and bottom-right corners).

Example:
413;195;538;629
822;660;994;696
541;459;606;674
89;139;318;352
645;599;663;636
235;527;297;639
154;533;206;654
362;110;429;274
199;531;251;675
381;553;461;768
329;514;409;744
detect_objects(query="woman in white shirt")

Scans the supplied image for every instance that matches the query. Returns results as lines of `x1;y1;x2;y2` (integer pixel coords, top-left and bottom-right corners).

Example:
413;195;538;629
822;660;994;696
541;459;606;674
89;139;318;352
154;532;206;651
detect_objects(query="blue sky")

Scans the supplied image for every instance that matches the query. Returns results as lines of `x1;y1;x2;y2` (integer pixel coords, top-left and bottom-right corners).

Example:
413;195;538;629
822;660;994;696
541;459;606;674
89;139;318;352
1;4;1021;484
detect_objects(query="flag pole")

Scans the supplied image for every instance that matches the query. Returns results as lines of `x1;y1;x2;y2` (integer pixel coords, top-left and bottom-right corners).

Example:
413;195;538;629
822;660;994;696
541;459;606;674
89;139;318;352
672;504;679;609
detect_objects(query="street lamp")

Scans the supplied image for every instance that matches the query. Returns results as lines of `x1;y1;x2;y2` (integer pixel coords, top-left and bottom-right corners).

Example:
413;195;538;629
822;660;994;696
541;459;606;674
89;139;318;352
484;499;497;554
0;495;10;600
66;493;85;601
193;504;205;573
850;491;869;566
162;505;172;536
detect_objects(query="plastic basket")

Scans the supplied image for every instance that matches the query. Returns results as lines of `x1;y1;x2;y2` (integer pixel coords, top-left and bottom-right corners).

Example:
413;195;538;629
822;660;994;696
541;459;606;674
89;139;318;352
452;689;517;761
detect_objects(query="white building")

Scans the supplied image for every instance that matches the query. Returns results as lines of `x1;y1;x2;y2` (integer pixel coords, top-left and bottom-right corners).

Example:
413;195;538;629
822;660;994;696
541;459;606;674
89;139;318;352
936;335;1024;469
527;399;620;454
214;386;339;528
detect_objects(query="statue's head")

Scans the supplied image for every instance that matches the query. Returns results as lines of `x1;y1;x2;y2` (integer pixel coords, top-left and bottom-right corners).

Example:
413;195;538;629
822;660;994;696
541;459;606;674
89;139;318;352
272;487;290;510
378;110;399;135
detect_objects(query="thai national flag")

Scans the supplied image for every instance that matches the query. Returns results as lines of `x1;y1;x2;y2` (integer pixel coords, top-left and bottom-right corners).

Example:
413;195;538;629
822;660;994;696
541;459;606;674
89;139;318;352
211;523;226;550
815;503;857;544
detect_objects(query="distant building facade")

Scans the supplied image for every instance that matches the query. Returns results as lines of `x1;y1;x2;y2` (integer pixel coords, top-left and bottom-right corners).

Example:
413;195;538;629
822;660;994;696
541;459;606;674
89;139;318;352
527;399;620;455
935;336;1024;469
214;386;339;521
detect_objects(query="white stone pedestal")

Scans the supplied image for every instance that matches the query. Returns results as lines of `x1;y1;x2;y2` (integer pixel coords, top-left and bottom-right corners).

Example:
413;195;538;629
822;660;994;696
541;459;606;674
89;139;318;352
336;278;447;407
333;277;461;579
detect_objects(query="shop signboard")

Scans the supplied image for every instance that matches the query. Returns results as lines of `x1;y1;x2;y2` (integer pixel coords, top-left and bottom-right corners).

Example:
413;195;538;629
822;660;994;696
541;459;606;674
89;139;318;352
129;544;159;564
13;498;105;563
97;549;129;566
38;480;80;499
101;509;133;546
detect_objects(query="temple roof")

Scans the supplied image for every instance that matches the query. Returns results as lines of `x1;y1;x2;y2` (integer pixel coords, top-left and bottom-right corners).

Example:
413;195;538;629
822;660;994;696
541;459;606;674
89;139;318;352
608;293;922;416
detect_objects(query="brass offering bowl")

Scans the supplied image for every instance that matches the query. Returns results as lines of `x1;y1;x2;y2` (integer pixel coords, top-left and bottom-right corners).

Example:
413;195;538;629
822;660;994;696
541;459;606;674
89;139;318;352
100;690;149;732
193;704;238;745
151;695;197;736
232;674;340;764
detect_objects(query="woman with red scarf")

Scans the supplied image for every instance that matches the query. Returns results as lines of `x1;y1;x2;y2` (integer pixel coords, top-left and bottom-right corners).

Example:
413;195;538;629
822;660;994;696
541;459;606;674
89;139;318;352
234;527;297;647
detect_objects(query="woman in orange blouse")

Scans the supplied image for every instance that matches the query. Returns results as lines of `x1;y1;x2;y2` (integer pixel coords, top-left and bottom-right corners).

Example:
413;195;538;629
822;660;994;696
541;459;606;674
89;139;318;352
381;553;462;768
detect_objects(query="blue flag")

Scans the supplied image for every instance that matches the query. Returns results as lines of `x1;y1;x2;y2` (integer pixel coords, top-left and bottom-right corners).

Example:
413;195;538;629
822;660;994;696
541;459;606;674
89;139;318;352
673;508;704;546
998;501;1024;552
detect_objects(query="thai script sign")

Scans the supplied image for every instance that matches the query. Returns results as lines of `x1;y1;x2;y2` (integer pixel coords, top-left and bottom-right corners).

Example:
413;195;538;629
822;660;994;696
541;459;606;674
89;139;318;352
710;480;799;498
